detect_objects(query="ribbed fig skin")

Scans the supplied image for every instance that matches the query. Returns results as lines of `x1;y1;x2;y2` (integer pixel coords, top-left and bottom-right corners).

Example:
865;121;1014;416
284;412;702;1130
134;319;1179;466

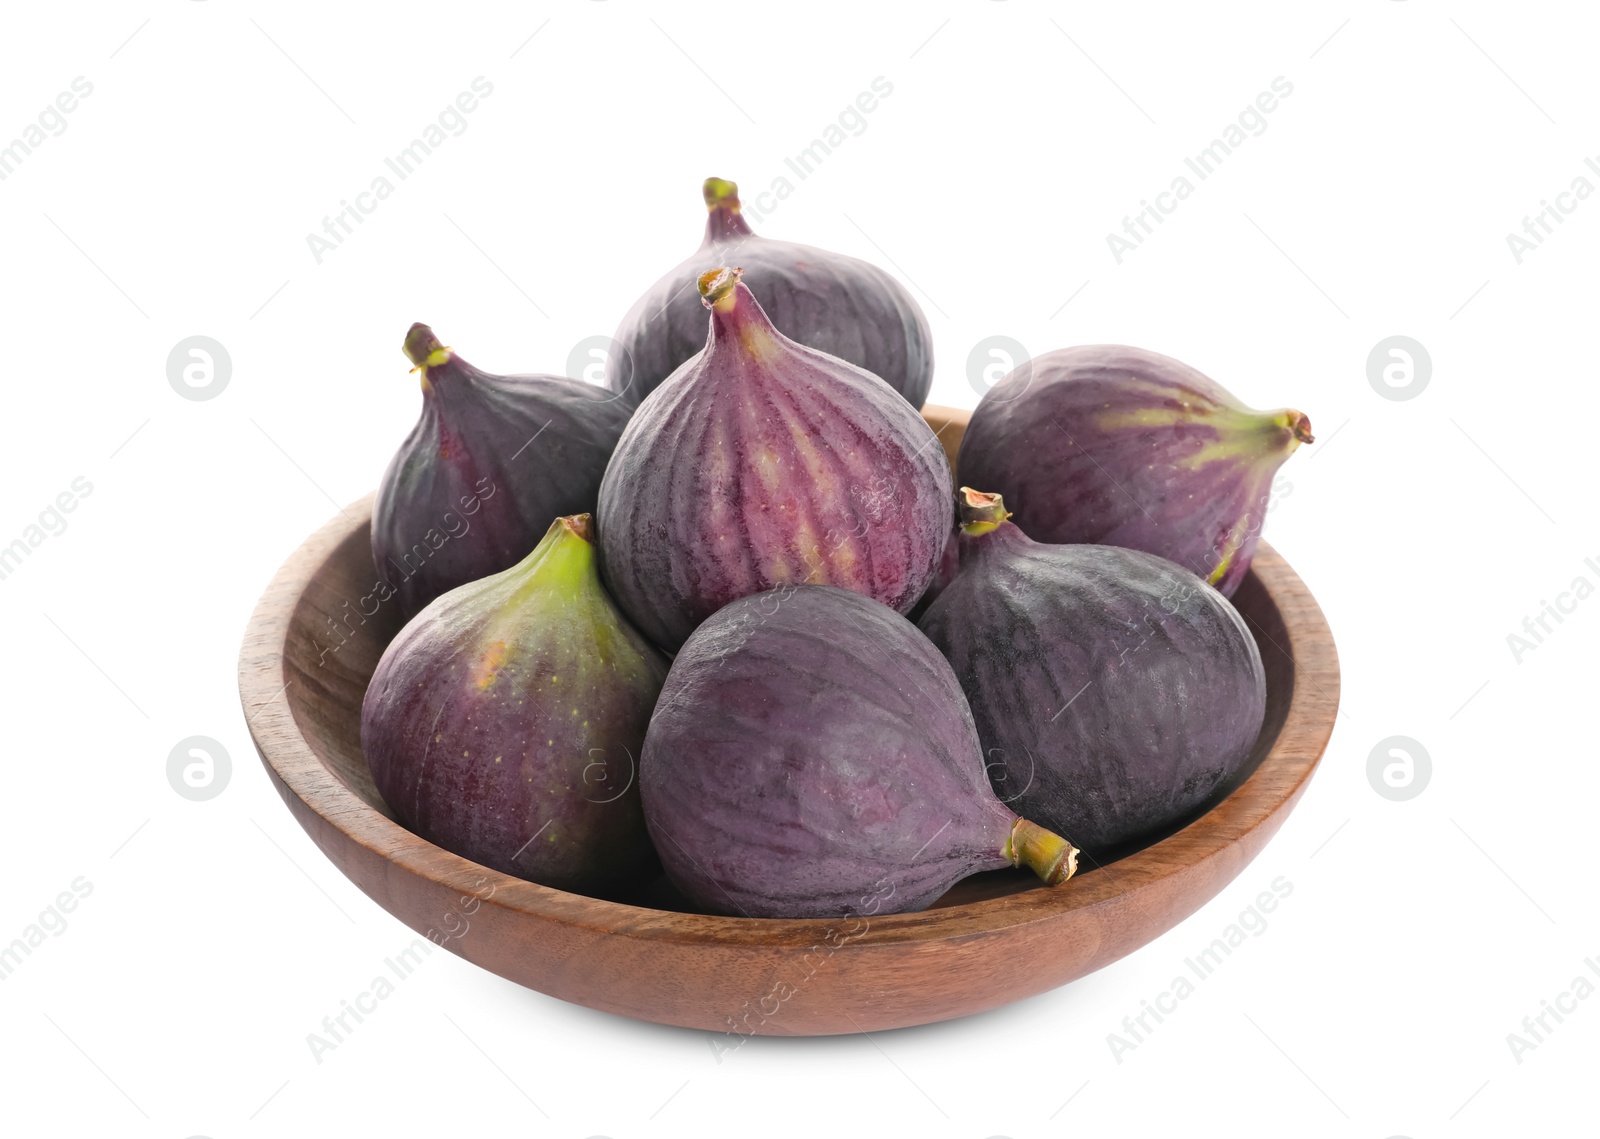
641;586;1020;918
597;274;951;651
373;327;631;620
362;517;667;894
604;178;932;408
920;525;1267;855
957;345;1310;596
908;524;961;622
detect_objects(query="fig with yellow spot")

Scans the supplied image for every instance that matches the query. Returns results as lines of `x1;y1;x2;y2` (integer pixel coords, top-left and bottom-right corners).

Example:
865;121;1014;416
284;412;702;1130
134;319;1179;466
596;267;951;651
361;514;666;894
956;345;1312;596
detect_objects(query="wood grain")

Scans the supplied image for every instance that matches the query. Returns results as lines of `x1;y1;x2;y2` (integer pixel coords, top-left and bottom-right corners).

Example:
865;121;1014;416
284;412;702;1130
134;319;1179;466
237;404;1340;1035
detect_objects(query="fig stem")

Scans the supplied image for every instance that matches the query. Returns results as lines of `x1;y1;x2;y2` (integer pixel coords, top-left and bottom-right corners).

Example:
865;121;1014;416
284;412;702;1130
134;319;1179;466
698;266;743;311
957;487;1012;536
560;513;594;543
703;177;740;209
702;176;755;242
1007;818;1078;886
403;323;453;372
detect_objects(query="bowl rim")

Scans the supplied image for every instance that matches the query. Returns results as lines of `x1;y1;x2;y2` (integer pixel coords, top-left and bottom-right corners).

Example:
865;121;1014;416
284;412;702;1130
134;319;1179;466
240;491;1339;950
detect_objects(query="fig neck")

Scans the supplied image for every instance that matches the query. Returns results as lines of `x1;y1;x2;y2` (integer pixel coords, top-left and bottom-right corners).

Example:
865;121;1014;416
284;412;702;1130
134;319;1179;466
1098;397;1313;466
956;519;1031;568
955;489;1030;567
1272;409;1315;449
509;515;599;603
414;353;478;404
701;272;783;362
403;322;460;396
1204;407;1315;467
702;177;755;244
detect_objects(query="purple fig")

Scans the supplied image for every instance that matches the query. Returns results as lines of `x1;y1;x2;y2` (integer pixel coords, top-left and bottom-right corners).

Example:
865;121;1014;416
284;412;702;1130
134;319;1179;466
908;523;961;622
604;177;932;408
373;324;632;620
362;514;667;894
596;267;952;651
956;345;1312;596
641;584;1077;918
919;489;1268;855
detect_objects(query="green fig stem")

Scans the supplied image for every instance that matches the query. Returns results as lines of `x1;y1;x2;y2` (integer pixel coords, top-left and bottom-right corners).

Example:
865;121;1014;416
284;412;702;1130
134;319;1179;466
403;322;453;381
958;487;1012;537
702;177;755;242
698;266;744;311
704;177;740;209
1284;410;1314;446
1006;818;1078;886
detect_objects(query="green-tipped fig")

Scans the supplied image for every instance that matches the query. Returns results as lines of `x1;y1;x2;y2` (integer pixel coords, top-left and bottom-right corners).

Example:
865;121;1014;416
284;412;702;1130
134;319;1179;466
361;514;667;894
957;345;1311;596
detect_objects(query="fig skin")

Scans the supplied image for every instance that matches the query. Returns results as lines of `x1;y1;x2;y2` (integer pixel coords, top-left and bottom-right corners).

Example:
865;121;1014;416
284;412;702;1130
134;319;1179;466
373;324;632;620
919;490;1268;856
956;344;1312;597
604;177;933;408
597;267;952;651
361;514;667;894
907;523;961;622
641;584;1076;919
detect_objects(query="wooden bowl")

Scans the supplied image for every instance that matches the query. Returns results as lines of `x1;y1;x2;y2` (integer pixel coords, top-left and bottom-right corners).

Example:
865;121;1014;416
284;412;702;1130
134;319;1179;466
238;405;1338;1036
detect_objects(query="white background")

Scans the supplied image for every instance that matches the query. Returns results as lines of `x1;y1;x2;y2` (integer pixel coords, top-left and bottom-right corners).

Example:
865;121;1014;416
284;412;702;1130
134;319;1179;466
1;1;1595;1136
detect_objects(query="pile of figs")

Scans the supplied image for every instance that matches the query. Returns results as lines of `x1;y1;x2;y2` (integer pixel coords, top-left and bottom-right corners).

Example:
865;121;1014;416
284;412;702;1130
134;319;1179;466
360;178;1312;920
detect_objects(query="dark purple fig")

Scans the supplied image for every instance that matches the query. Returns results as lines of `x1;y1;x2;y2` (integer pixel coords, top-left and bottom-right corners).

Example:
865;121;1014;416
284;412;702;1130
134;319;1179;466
641;584;1076;918
373;324;632;620
919;489;1268;856
597;267;952;651
956;345;1312;596
362;514;667;894
604;177;932;408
